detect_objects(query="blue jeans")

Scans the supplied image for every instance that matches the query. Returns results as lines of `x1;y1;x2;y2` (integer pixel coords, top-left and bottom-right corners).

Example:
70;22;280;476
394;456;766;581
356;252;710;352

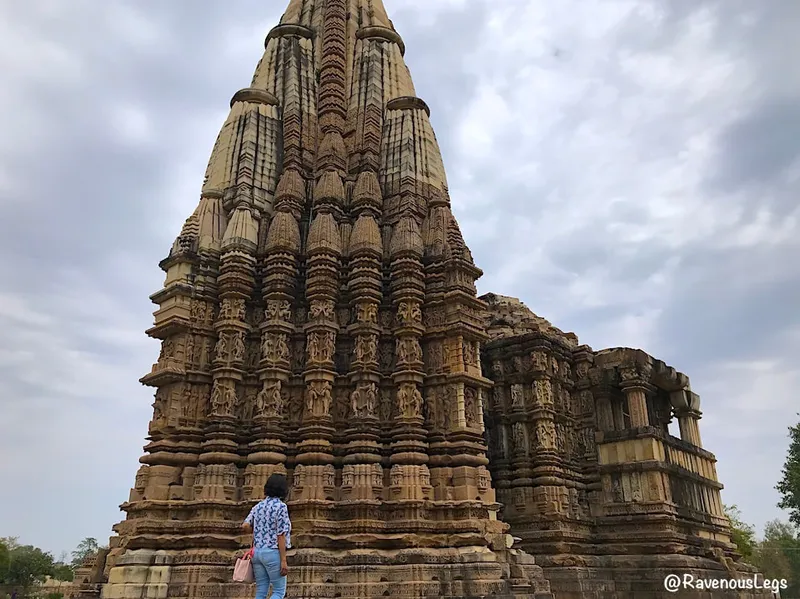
252;548;286;599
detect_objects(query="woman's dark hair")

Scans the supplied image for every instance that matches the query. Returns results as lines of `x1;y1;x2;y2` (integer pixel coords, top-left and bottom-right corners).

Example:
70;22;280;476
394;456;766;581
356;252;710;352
264;473;289;499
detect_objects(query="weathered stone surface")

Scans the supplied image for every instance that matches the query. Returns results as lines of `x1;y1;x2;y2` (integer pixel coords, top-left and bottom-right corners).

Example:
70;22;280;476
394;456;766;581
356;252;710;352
83;2;770;599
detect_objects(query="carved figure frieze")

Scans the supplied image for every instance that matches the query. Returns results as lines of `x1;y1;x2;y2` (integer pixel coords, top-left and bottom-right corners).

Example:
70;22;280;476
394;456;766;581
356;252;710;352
512;422;527;453
353;334;377;363
425;340;445;374
210;381;236;416
396;337;422;365
262;332;290;363
220;298;245;321
534;379;553;407
350;382;378;419
530;351;547;371
190;300;212;325
397;301;422;324
288;390;303;424
513;355;524;373
379;388;392;421
379;309;393;328
342;465;355;487
510;384;524;409
491;386;504;409
265;300;292;323
184;334;196;367
464;387;478;428
305;381;332;418
355;302;378;324
378;341;394;371
291;339;305;371
309;300;334;321
424;307;445;328
462;340;478;366
159;339;175;362
535;420;556;450
333;387;349;422
323;464;335;488
576;361;589;379
307;331;335;363
256;380;284;417
231;332;246;362
390;465;403;487
397;383;423;418
477;466;490;492
560;361;572;379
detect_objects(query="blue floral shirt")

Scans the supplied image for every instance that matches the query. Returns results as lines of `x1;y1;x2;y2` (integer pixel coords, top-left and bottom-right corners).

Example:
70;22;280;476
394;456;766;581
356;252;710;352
244;497;292;549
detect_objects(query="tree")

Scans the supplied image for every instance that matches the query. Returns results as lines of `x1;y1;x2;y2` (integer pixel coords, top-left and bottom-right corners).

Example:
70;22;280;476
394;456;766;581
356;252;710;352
70;538;100;569
0;538;10;582
752;520;800;597
1;543;55;589
777;416;800;527
723;504;757;561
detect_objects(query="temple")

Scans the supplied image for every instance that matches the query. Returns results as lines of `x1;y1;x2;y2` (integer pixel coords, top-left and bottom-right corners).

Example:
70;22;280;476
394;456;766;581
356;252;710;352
75;1;771;598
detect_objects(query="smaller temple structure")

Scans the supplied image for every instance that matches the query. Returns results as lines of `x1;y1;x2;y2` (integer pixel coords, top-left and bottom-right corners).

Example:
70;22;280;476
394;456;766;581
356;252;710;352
481;293;767;598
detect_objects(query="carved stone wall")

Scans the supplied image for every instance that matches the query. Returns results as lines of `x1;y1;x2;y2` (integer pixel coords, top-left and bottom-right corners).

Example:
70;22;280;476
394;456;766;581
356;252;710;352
481;296;773;599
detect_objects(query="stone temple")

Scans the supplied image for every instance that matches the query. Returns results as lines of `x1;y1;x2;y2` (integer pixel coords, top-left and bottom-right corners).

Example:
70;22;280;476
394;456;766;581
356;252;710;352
74;1;773;598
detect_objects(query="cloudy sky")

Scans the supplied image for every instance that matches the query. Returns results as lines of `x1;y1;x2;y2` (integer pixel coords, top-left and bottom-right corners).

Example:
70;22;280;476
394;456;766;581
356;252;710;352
0;0;797;557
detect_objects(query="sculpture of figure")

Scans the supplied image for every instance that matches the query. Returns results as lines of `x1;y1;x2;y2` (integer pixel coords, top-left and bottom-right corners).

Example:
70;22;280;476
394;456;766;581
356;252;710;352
323;464;335;488
576;361;589;379
308;332;334;363
310;300;334;321
214;335;228;361
379;389;392;421
464;387;478;427
210;382;225;414
534;379;553;406
232;333;246;361
397;337;422;364
256;380;283;417
184;334;195;366
354;335;377;363
397;301;421;324
391;465;403;487
306;381;332;417
510;384;523;408
220;299;232;320
357;302;378;324
351;382;378;419
398;383;422;418
512;423;526;451
342;465;355;487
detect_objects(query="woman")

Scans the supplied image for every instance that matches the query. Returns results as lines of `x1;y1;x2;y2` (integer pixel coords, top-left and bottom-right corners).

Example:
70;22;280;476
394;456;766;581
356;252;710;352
242;473;291;599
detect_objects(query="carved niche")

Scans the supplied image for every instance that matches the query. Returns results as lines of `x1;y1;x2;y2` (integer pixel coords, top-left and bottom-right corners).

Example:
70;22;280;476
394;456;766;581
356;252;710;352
397;383;423;418
309;300;335;322
464;387;479;428
396;337;422;365
534;379;553;407
210;381;236;416
255;380;284;418
350;382;378;419
307;331;335;363
397;301;422;324
265;300;292;323
261;332;290;363
510;384;524;409
305;381;332;418
354;334;377;363
356;302;378;324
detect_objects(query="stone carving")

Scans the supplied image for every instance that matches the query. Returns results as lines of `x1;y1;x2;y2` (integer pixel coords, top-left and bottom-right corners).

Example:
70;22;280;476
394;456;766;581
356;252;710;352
531;350;548;371
464;387;478;427
462;340;478;366
190;300;212;325
255;380;283;417
309;300;334;321
535;420;555;450
231;333;246;361
424;307;446;328
265;300;292;322
397;301;421;324
210;381;236;416
262;332;290;362
397;383;423;418
510;384;524;409
307;331;335;363
305;381;332;418
426;340;445;373
378;341;394;371
350;382;378;419
354;334;377;363
379;388;392;421
512;422;527;452
220;298;245;321
396;337;422;364
534;379;553;407
355;302;378;324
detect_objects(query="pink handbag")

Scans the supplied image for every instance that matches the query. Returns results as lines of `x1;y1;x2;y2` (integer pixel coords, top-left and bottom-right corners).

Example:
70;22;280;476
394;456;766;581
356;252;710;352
233;551;254;583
